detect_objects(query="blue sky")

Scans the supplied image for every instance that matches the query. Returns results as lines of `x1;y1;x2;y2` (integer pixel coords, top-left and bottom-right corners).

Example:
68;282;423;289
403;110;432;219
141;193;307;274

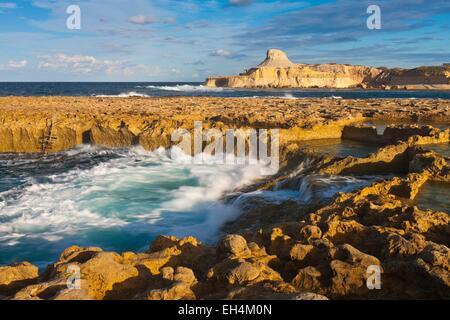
0;0;449;81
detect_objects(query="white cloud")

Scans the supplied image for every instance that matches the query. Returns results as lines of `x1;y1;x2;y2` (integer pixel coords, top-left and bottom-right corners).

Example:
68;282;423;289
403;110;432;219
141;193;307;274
38;54;99;73
128;15;157;25
37;54;159;77
0;60;28;70
210;49;232;57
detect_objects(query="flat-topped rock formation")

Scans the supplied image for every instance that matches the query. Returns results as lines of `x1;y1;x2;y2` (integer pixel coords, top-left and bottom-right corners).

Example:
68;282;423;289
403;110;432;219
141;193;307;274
205;49;450;90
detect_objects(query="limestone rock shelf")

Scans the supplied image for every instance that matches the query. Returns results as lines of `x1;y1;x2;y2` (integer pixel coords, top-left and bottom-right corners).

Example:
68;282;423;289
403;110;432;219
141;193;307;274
0;96;449;154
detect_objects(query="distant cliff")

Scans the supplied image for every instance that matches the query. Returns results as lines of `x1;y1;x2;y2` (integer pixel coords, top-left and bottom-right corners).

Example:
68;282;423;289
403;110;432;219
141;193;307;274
205;49;450;90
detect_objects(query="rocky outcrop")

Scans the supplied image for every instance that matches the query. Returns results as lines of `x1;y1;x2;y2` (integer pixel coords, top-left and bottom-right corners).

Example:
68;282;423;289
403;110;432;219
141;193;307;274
205;49;450;90
1;97;449;153
0;263;39;298
206;49;382;89
373;65;450;90
342;125;448;145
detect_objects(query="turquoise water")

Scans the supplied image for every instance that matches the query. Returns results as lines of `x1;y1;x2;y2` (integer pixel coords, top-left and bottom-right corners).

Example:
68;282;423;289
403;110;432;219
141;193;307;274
0;146;263;267
299;139;380;158
415;181;450;214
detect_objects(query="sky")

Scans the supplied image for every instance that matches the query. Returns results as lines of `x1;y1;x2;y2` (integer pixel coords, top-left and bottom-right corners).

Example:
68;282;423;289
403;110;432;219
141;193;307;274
0;0;449;81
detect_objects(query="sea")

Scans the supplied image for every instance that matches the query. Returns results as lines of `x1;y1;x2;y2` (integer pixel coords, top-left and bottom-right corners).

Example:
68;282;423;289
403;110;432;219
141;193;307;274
1;82;450;99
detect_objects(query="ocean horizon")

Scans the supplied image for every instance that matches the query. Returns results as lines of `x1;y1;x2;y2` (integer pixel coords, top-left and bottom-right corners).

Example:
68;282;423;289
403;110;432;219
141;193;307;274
1;82;450;99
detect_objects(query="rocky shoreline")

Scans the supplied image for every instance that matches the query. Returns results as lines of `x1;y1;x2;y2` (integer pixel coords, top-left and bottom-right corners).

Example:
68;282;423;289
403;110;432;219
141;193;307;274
1;96;449;154
0;96;449;300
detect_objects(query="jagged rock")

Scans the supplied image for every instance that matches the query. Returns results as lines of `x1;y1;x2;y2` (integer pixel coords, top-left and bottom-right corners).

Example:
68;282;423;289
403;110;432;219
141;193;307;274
300;225;322;241
225;281;297;300
145;267;198;300
385;234;425;257
227;262;262;285
0;262;39;297
147;235;214;275
207;258;282;287
268;228;294;259
291;266;323;292
289;244;315;261
291;292;329;300
146;283;196;300
416;244;450;296
69;252;144;300
218;234;251;258
42;245;104;280
329;244;381;297
52;288;93;300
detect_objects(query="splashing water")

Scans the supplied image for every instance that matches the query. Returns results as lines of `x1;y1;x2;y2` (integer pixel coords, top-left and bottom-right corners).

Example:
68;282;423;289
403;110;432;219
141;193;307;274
0;146;264;267
0;144;392;267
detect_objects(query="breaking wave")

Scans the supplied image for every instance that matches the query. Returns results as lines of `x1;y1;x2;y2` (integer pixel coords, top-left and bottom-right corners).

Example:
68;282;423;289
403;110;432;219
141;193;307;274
93;91;151;98
0;146;265;266
143;84;225;92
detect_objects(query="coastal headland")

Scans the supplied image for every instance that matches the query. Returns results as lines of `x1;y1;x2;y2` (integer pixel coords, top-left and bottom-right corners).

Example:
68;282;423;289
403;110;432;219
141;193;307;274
205;49;450;90
0;96;449;300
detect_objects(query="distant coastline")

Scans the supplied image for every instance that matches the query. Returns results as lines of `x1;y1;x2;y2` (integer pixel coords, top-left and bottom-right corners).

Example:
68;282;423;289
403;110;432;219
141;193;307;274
205;49;450;90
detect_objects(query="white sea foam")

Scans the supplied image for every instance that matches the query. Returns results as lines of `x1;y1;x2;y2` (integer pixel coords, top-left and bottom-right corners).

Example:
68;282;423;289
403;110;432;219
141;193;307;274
0;146;264;246
247;95;299;99
145;84;224;92
93;91;150;98
231;173;379;210
282;93;297;99
297;174;378;204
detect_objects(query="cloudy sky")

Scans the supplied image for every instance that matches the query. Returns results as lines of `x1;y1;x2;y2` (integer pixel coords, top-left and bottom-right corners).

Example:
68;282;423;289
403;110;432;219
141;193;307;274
0;0;449;81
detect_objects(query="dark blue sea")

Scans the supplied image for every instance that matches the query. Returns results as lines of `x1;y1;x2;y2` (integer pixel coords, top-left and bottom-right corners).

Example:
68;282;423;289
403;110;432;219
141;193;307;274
1;82;450;99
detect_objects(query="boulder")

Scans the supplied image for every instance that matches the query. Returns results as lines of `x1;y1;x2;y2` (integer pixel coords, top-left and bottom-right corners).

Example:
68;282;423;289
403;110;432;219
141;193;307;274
145;267;197;300
0;262;39;297
218;234;251;258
